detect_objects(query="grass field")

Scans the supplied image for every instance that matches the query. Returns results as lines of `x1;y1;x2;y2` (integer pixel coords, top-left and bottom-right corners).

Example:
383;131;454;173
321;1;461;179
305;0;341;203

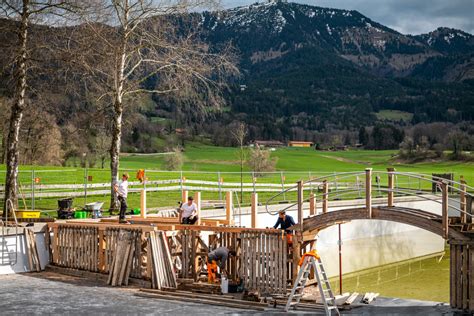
1;144;474;211
375;110;414;122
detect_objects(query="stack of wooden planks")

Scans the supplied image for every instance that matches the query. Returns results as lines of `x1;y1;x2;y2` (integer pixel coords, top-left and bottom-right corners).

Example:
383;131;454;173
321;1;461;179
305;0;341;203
135;288;268;311
107;230;137;286
24;228;41;272
147;230;177;290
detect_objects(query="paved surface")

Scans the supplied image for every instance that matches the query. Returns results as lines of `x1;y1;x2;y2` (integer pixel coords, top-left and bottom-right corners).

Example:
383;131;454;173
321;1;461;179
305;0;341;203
0;273;463;315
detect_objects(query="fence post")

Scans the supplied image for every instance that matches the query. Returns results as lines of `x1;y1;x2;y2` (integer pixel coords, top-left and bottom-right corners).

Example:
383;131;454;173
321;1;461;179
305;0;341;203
322;180;328;214
31;170;35;211
84;166;88;204
309;192;316;215
441;181;449;239
366;168;372;218
387;168;395;207
251;193;258;228
226;191;233;224
460;176;467;223
180;170;183;195
280;171;286;201
218;171;222;200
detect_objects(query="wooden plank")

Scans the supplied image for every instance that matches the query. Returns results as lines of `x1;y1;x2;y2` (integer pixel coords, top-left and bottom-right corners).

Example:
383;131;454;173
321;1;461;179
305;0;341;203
470;246;474;311
456;245;462;308
135;292;265;311
463;245;468;310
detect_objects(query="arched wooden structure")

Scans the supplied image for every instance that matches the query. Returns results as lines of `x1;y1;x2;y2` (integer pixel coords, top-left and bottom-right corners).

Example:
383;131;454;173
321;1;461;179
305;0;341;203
270;169;474;312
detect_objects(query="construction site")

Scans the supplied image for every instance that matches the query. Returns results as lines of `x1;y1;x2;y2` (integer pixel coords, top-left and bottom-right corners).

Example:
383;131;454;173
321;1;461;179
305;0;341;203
1;169;474;315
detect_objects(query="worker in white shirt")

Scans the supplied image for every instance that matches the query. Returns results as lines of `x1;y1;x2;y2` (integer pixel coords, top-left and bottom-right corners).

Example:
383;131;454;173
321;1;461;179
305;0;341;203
114;173;129;224
179;196;198;224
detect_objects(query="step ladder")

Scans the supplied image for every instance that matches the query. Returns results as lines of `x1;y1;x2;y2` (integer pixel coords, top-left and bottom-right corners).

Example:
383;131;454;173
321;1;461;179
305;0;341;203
285;255;340;315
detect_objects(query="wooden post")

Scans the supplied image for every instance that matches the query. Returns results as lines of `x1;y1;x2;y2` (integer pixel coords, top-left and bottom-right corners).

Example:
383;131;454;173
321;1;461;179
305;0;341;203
297;181;304;232
441;181;449;239
140;189;147;219
195;192;201;225
322;180;328;214
387;168;395;207
460;176;467;223
226;191;233;224
52;227;59;264
182;190;188;203
309;193;316;215
251;193;258;228
366;168;372;218
98;227;105;272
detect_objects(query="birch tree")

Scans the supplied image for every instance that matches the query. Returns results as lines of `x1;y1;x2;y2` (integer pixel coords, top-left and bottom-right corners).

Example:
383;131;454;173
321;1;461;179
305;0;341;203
0;0;83;217
79;0;237;209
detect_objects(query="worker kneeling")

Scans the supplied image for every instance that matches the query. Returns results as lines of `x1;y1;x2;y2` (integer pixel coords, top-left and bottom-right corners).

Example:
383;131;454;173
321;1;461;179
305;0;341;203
179;196;198;225
207;246;236;283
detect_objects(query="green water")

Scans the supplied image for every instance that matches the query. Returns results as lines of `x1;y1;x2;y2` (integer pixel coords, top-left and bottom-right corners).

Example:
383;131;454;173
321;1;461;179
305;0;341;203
330;248;449;302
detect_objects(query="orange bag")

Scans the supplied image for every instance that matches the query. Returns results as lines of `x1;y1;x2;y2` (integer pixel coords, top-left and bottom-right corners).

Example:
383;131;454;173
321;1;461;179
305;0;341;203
298;249;320;266
207;260;218;283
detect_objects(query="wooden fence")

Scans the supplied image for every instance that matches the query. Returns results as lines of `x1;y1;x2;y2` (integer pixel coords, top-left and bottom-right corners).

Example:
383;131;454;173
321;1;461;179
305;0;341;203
48;223;289;295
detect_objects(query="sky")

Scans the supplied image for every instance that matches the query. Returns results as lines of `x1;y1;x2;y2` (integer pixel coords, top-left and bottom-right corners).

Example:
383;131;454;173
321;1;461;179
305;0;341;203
223;0;474;35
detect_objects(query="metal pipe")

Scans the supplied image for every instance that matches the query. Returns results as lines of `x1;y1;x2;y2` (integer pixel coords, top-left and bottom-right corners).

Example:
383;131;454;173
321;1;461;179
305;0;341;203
338;223;342;295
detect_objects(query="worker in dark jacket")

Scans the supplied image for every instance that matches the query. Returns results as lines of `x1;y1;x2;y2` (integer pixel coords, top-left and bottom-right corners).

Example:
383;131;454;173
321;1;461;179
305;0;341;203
273;210;296;247
207;246;236;283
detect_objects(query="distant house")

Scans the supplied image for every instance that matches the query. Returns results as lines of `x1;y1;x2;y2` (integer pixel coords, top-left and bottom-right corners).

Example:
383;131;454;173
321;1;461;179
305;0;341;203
288;141;314;148
253;140;285;147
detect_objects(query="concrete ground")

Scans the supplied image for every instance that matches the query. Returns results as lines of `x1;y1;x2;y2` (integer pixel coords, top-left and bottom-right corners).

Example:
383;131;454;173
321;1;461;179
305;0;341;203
0;272;464;315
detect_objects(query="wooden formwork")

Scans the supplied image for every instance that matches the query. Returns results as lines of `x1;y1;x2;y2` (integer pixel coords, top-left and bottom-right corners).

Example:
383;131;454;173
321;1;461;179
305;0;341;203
450;241;474;312
48;222;290;296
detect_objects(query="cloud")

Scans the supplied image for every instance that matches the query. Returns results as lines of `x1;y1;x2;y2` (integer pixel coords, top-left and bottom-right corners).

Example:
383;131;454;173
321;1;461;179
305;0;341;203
222;0;474;35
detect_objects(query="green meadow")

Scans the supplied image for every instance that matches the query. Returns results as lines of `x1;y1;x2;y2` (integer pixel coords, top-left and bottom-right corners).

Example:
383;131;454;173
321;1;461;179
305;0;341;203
1;144;473;211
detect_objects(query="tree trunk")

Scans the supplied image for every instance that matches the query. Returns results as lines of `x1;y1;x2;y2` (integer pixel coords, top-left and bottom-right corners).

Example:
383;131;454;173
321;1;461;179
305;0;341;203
109;33;126;211
3;0;29;219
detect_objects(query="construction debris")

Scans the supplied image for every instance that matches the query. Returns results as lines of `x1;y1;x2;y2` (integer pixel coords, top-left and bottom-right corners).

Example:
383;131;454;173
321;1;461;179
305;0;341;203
24;228;41;272
107;230;136;286
362;292;379;304
147;230;177;290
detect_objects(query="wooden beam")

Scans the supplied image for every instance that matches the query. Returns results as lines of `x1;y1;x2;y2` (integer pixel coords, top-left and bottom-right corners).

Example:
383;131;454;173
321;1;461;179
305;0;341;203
225;191;233;224
140;189;147;219
322;180;328;214
366;168;372;218
251;193;258;228
387;168;395;207
460;176;467;223
441;181;449;239
309;193;316;215
297;180;304;232
195;192;201;225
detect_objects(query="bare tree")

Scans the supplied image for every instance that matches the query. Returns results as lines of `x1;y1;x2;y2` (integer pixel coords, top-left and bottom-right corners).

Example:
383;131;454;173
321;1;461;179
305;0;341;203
247;145;277;176
0;0;83;217
163;146;183;171
78;0;238;209
232;121;247;203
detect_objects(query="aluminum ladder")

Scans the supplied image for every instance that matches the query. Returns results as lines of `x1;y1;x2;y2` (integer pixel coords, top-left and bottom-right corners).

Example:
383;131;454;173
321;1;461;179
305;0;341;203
285;255;340;315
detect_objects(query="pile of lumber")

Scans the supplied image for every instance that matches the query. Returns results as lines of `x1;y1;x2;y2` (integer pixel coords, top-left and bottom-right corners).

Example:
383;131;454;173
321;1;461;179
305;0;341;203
24;228;41;272
147;230;177;289
107;230;136;286
177;279;221;294
135;288;268;311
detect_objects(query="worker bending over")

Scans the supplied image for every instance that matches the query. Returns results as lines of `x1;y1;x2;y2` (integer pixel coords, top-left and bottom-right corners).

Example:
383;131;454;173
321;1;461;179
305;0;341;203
207;246;236;283
179;196;198;224
273;210;296;246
